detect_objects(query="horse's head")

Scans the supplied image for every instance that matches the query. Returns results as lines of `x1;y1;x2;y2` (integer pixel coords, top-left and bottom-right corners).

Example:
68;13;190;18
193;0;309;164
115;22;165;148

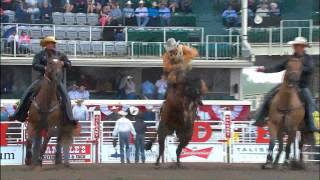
45;57;64;82
285;58;303;88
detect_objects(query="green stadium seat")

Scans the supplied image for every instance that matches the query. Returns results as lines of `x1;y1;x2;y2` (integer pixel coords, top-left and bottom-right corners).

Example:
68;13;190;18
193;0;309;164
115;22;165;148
171;14;197;27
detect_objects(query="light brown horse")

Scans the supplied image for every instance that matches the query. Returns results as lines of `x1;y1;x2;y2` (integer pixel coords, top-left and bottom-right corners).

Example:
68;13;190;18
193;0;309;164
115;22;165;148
262;58;306;169
25;57;75;168
146;71;207;168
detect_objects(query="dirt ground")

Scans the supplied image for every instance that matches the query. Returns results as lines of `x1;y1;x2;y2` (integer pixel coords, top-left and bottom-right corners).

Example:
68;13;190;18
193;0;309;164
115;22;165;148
1;163;319;180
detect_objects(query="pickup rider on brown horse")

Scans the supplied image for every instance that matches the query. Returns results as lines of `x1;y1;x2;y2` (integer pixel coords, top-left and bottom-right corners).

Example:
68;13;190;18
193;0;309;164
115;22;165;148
254;37;319;132
10;36;77;125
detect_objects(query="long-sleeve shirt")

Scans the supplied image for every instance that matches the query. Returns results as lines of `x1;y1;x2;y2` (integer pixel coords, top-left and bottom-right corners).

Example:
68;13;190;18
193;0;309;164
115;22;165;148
72;104;88;121
112;117;136;137
222;9;238;18
134;119;147;135
135;7;148;17
159;7;171;19
32;49;71;75
264;52;314;88
123;7;135;18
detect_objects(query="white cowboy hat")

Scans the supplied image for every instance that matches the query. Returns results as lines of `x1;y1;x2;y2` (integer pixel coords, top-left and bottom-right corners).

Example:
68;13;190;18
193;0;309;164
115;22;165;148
254;15;263;24
287;37;310;47
126;0;133;5
127;75;133;79
111;106;118;110
118;110;128;116
139;0;144;4
164;38;180;52
152;1;158;7
129;106;139;116
145;105;153;110
270;2;278;8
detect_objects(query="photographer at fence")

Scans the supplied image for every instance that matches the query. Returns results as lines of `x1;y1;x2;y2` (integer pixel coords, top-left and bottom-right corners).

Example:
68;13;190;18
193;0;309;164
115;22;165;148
112;110;136;164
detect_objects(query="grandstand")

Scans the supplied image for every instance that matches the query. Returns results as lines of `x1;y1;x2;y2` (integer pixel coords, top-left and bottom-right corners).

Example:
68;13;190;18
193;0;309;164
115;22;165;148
1;0;319;100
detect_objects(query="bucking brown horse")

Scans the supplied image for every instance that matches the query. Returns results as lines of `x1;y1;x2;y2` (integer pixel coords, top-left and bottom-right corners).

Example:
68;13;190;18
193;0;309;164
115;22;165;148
146;71;207;168
25;57;76;168
262;58;306;170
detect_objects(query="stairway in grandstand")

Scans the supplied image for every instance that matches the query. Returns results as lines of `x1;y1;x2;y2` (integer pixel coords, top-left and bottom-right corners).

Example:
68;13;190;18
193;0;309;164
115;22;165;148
192;0;227;35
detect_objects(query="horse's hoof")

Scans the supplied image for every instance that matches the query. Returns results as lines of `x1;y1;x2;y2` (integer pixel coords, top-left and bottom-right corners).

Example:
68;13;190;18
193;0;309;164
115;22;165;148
261;163;273;170
290;161;305;170
64;163;71;168
25;159;32;166
32;166;42;172
154;163;161;169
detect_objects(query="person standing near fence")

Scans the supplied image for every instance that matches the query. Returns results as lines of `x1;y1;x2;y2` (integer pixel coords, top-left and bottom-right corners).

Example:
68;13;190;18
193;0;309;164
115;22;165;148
112;110;136;164
130;106;147;163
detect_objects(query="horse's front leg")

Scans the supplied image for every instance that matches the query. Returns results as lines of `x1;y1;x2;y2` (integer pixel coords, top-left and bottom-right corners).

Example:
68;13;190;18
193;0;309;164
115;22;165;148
25;137;33;166
55;136;62;165
273;132;284;167
283;130;296;168
31;129;42;167
175;129;193;168
262;122;277;169
39;135;51;166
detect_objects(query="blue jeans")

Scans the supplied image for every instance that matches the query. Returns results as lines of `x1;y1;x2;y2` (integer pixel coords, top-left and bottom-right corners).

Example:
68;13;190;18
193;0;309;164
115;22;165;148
119;131;130;163
127;93;137;100
136;16;149;27
157;93;165;100
135;134;145;163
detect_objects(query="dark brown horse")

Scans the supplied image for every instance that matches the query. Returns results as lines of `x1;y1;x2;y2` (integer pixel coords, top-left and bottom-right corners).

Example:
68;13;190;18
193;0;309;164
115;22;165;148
25;57;75;168
262;58;306;169
146;72;207;168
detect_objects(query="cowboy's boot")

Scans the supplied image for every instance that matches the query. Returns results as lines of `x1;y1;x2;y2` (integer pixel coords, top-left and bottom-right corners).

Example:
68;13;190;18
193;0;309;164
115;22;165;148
301;88;320;132
57;82;78;125
9;80;40;122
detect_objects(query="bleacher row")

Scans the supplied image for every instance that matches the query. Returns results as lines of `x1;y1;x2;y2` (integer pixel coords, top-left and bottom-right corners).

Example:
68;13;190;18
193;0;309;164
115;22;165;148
1;24;203;42
3;10;197;27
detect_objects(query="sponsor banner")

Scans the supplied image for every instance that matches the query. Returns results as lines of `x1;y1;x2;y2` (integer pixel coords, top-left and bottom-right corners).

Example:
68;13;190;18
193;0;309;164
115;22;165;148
230;144;286;163
0;145;24;165
42;144;93;164
100;143;159;163
167;143;226;162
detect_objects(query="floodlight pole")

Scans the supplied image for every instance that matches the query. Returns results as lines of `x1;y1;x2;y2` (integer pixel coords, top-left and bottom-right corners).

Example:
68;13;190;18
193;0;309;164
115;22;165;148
241;0;253;60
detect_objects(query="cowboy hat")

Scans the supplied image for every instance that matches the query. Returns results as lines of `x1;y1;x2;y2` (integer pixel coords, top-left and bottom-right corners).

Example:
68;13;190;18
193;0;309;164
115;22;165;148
40;36;57;47
138;0;144;4
164;38;180;52
75;99;84;103
254;15;263;24
270;2;278;8
287;36;310;47
152;1;158;7
118;110;128;116
146;105;153;110
129;106;139;116
111;106;118;110
126;0;133;5
127;75;133;79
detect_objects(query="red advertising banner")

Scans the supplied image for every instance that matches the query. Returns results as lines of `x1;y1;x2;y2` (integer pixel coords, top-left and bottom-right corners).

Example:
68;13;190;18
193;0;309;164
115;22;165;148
0;123;9;146
225;114;231;139
42;144;93;164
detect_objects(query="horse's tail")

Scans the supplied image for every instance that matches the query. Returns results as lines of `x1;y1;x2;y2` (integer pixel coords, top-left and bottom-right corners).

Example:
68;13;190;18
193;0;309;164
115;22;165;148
145;137;156;150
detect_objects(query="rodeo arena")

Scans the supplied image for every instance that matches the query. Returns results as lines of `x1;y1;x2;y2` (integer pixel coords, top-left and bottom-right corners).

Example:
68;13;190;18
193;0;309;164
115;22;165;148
0;0;320;180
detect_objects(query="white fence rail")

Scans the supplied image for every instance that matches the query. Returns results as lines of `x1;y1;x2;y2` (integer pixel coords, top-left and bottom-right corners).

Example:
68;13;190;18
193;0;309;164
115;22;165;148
1;100;319;165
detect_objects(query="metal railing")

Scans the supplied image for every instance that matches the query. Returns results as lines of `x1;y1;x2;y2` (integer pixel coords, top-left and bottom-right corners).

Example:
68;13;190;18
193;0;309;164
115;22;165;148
0;39;240;60
228;20;320;46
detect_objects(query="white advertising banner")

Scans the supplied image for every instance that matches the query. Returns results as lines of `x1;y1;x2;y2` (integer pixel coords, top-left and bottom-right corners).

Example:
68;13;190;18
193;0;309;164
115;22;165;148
42;144;94;164
167;143;226;163
230;144;286;163
100;143;159;163
0;145;24;165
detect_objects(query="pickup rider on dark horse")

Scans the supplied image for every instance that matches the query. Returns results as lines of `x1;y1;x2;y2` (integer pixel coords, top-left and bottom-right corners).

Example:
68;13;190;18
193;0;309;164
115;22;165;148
254;36;319;133
10;36;77;125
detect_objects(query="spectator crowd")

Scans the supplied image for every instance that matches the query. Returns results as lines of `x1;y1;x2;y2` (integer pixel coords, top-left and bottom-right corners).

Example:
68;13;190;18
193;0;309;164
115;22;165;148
1;0;193;27
221;0;281;27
